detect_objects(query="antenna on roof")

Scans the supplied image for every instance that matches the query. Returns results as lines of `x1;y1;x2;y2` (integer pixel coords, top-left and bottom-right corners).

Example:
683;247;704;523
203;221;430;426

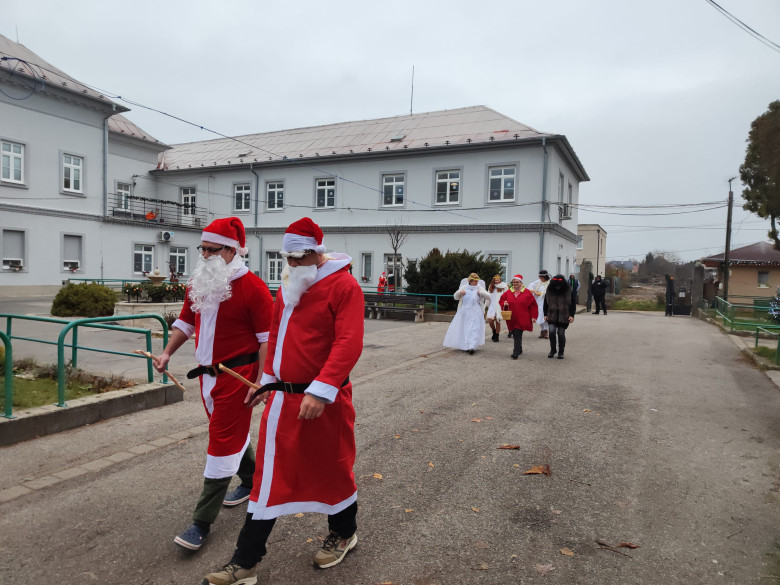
16;26;20;44
410;65;414;116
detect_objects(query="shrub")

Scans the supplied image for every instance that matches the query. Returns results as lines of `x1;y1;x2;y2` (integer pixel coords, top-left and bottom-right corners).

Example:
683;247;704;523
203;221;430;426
162;311;179;329
122;282;144;301
51;282;118;317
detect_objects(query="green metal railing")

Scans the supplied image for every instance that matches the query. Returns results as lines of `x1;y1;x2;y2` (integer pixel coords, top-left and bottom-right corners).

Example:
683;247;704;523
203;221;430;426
1;330;13;418
706;296;778;332
755;327;780;365
1;313;169;418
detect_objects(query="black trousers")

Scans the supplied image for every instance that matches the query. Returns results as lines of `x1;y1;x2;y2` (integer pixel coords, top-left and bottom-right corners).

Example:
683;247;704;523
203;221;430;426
548;323;566;354
593;296;606;314
231;501;358;568
512;329;524;356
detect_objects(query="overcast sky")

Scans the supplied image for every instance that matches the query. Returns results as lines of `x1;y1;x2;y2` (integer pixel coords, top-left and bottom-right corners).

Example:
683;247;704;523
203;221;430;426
3;0;779;262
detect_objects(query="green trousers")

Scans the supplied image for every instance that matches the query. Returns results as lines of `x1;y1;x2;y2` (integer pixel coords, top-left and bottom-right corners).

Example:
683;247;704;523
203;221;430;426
193;444;255;527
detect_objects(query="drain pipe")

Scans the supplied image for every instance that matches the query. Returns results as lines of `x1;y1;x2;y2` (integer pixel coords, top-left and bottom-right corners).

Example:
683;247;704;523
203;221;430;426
539;137;549;271
250;165;262;276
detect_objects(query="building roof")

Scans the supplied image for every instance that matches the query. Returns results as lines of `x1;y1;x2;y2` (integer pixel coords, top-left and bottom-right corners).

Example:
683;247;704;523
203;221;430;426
702;241;780;266
157;105;589;180
107;114;167;147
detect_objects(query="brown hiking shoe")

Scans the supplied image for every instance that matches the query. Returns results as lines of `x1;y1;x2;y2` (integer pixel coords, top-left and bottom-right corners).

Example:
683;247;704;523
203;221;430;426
313;531;358;569
201;563;257;585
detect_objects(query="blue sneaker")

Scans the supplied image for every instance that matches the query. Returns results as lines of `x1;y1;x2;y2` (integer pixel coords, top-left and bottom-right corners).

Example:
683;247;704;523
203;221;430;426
174;524;208;550
223;485;252;507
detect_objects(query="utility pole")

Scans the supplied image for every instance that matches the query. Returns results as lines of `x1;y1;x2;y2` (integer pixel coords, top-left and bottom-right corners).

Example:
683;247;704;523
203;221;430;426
723;177;736;300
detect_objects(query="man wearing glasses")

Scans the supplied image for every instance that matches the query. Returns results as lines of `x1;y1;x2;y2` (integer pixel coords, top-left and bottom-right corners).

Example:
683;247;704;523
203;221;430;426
202;217;364;585
153;217;274;552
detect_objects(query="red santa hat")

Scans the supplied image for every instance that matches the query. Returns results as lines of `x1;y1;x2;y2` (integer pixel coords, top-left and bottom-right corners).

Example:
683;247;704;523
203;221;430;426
282;217;326;254
202;217;248;256
512;274;523;282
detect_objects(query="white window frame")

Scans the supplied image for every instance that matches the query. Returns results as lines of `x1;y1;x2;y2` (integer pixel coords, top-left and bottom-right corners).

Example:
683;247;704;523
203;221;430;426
234;183;251;212
267;251;283;283
2;228;26;271
315;178;336;209
435;170;460;205
267;181;284;210
487;166;515;202
361;253;373;282
133;244;154;274
487;254;509;282
577;235;584;250
181;187;196;216
382;173;405;207
62;153;83;193
62;233;84;274
169;246;188;276
1;140;24;184
116;181;131;210
758;271;770;288
243;250;250;269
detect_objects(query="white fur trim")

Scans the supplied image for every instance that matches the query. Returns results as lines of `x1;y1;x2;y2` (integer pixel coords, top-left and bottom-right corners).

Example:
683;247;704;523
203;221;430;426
256;332;269;343
305;380;337;404
172;319;195;338
204;434;251;479
202;231;240;250
249;491;357;520
260;372;277;385
282;232;325;254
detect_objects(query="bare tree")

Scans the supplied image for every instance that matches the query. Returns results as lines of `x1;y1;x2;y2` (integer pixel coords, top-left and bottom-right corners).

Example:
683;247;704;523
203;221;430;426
387;221;410;293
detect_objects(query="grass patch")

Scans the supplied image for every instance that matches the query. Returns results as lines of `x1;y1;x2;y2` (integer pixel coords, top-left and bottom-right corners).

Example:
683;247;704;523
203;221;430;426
611;298;664;311
753;345;778;363
0;359;133;411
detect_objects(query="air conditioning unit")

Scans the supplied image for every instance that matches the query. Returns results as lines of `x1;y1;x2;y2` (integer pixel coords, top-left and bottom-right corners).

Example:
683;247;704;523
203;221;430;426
158;231;174;242
560;204;572;220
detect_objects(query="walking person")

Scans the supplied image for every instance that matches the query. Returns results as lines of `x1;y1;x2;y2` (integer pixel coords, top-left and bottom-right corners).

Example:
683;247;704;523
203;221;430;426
591;275;609;315
443;273;491;355
153;217;275;551
485;274;508;342
665;274;675;316
499;275;538;359
201;217;364;584
544;274;576;359
528;270;551;338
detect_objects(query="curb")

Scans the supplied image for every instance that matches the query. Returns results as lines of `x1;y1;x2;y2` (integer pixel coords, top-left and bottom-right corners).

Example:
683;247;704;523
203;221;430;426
0;382;183;447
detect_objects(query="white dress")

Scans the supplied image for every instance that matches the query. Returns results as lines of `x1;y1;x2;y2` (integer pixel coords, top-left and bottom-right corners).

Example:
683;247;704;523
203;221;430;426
443;284;492;351
527;278;548;326
486;282;508;320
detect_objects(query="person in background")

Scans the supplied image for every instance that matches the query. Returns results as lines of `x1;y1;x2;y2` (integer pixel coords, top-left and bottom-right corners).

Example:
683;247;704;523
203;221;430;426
665;274;675;316
544;274;575;359
568;274;580;305
591;275;609;315
443;273;491;355
528;270;551;338
377;272;387;294
485;274;508;342
499;275;538;359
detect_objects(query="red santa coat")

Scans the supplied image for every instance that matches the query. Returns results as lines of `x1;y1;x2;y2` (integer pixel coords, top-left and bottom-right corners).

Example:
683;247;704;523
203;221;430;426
498;287;538;332
173;263;274;479
248;254;364;520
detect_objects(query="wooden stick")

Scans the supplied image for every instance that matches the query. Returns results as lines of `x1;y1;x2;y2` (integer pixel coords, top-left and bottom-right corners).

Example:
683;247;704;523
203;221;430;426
132;349;186;393
217;363;261;390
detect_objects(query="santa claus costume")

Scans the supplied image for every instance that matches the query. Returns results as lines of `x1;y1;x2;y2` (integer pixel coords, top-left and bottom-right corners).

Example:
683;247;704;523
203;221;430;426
216;217;363;575
169;217;274;550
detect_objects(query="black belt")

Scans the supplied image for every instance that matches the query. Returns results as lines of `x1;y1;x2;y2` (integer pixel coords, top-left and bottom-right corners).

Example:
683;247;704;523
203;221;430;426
250;377;350;400
186;351;259;379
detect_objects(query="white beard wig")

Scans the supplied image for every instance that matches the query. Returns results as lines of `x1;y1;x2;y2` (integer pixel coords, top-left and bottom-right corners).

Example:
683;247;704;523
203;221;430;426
281;263;317;308
188;255;233;313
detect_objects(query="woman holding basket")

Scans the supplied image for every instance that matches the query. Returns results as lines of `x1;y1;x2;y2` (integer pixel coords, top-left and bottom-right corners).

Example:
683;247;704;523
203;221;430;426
498;274;538;359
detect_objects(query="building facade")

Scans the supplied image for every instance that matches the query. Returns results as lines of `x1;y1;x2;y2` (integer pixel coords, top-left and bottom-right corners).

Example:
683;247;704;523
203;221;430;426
577;223;608;277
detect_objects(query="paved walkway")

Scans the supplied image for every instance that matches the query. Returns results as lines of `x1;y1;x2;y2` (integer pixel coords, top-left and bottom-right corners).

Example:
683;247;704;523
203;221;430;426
2;302;780;585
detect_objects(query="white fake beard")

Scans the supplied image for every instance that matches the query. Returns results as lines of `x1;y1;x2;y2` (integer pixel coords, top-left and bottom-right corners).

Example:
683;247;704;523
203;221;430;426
281;263;317;308
188;255;233;313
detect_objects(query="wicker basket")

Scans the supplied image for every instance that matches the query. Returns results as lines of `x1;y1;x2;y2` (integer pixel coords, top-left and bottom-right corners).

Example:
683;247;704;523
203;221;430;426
500;310;512;320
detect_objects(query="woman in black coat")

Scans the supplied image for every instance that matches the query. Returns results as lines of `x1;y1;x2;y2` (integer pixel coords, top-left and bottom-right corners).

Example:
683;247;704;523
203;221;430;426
543;274;576;359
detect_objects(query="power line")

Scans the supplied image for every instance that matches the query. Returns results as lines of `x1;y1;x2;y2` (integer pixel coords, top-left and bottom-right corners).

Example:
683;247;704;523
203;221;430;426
704;0;780;54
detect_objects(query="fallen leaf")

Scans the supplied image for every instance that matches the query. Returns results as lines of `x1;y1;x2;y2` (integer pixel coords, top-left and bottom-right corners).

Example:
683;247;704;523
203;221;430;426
394;434;401;439
471;506;480;512
472;402;477;406
475;541;490;549
428;461;435;468
477;561;489;570
294;513;304;518
535;564;555;576
471;418;482;423
583;409;592;413
420;410;424;413
523;464;552;476
404;508;414;513
552;509;562;514
560;548;575;556
497;444;520;450
485;416;494;420
306;537;313;543
619;542;640;549
513;464;520;468
412;429;420;432
373;473;383;479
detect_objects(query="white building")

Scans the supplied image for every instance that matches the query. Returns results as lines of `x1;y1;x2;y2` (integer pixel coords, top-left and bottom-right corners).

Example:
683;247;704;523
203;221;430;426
0;34;589;296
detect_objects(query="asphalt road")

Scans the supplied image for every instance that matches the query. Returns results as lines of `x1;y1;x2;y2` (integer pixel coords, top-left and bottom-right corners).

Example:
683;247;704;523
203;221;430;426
1;303;779;585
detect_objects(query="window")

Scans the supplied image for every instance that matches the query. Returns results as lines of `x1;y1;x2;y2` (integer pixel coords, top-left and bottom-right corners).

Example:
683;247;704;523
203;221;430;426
267;252;283;283
63;234;83;272
488;166;515;202
382;174;404;206
384;253;402;288
1;140;24;183
558;172;565;203
243;250;250;268
267;182;284;210
117;182;131;210
487;254;509;282
169;246;187;276
2;229;25;271
361;253;373;281
182;187;196;215
315;178;335;209
568;182;573;205
63;154;83;192
758;271;770;288
133;244;154;274
234;184;251;212
436;170;460;204
577;235;584;250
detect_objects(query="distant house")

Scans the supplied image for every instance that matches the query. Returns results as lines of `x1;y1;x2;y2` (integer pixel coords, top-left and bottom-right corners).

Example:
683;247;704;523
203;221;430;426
701;241;780;298
577;224;607;277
